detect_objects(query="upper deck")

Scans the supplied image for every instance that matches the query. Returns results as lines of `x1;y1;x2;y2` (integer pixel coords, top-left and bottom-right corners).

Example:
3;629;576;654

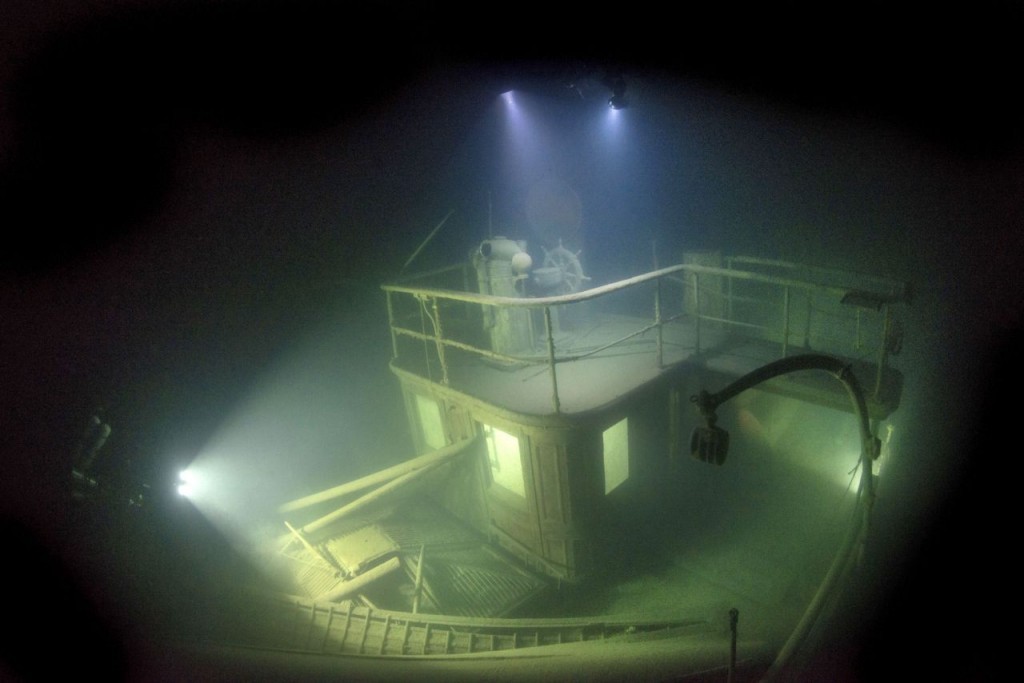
382;252;909;423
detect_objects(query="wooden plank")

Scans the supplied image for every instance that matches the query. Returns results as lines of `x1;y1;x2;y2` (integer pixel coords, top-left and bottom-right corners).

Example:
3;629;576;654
305;602;317;645
358;608;371;654
283;521;345;576
315;556;401;603
339;601;353;651
412;544;426;614
400;620;411;655
278;597;710;657
279;439;474;513
300;460;455;536
379;614;391;654
335;604;702;632
320;604;334;652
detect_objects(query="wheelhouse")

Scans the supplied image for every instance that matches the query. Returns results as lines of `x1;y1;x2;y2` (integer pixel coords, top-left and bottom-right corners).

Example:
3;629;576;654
383;244;908;583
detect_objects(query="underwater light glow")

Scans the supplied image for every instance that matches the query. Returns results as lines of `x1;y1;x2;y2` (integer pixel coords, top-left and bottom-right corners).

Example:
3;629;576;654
596;103;626;147
177;468;198;498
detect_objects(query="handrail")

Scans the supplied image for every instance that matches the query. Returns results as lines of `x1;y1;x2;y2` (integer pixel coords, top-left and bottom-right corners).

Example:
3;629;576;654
383;263;692;308
382;261;909;309
382;258;907;413
724;255;911;300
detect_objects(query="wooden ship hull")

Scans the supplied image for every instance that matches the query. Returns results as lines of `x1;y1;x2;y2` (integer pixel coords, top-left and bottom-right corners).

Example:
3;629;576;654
248;246;909;679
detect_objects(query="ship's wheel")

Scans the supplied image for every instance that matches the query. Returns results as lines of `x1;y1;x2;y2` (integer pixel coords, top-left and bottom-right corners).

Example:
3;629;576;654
542;243;588;294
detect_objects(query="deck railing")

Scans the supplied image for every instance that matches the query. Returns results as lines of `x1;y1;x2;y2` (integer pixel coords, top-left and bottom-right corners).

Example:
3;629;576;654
381;257;909;414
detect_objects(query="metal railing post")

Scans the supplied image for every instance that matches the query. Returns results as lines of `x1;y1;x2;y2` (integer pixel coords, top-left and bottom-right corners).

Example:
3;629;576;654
875;304;891;399
694;272;702;353
803;291;812;348
782;286;791;358
431;296;449;385
655;276;664;367
727;268;734;322
386;290;398;361
544;306;561;413
728;607;739;683
418;295;432;382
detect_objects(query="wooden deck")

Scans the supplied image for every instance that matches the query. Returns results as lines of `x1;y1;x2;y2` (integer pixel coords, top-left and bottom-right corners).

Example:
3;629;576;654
279;497;553;618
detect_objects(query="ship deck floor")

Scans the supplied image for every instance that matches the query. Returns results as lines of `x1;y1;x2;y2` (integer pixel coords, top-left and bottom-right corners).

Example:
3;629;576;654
228;429;859;679
277;499;552;619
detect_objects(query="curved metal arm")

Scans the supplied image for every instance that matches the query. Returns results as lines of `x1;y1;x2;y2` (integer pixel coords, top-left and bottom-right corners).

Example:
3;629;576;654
691;353;880;465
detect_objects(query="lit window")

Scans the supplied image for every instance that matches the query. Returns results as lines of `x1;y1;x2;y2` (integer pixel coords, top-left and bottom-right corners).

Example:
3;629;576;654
483;423;525;497
415;394;446;451
603;418;629;494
